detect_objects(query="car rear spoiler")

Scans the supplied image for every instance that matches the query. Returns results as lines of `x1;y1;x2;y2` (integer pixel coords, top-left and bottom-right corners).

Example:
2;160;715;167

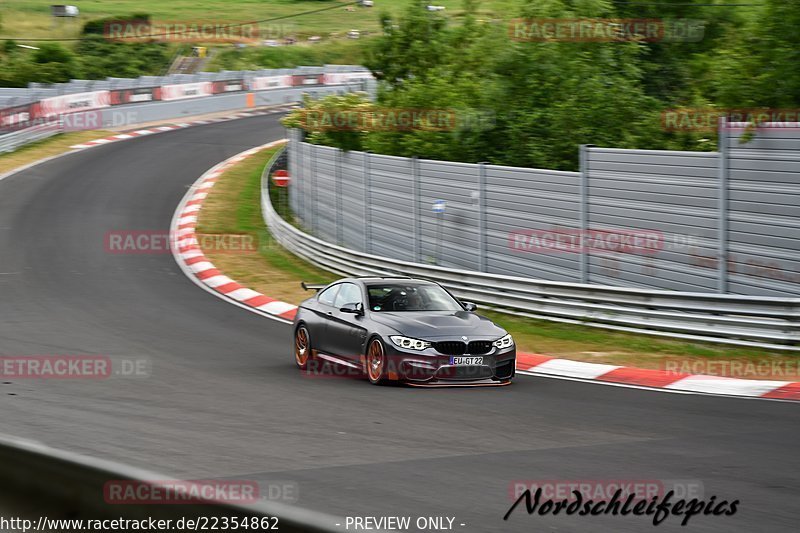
301;282;326;292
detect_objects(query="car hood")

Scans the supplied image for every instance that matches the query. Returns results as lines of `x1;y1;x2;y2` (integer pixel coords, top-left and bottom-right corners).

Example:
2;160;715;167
370;311;506;340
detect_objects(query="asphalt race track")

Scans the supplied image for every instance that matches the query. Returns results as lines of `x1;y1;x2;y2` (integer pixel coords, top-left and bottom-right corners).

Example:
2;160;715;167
1;115;798;532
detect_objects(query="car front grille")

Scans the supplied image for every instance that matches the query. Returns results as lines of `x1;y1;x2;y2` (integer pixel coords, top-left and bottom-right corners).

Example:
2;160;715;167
433;341;466;355
467;341;493;355
432;340;493;355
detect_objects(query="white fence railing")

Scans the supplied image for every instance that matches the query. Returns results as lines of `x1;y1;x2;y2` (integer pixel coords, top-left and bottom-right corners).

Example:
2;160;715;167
0;122;62;153
262;148;800;351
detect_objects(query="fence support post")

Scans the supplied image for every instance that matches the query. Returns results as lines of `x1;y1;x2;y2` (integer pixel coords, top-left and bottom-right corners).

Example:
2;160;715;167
412;156;421;263
579;144;592;284
718;118;730;294
364;151;372;254
478;162;488;273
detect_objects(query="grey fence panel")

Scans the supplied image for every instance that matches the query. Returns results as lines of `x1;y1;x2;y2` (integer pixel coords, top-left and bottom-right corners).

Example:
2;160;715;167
311;146;339;244
288;130;302;215
368;155;415;261
286;124;799;297
418;159;480;270
340;150;367;251
586;147;720;292
485;164;582;282
726;128;800;296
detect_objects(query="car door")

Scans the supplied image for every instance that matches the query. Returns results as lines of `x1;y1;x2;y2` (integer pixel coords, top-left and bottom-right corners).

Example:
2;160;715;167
310;283;340;355
327;282;368;362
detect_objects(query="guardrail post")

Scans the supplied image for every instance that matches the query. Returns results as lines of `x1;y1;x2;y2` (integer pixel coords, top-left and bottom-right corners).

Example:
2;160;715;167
717;117;730;294
335;149;343;245
579;144;593;284
478;162;488;272
412;156;421;263
364;151;372;254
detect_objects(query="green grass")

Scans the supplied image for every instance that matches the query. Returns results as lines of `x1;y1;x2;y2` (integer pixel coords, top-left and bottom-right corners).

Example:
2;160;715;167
0;0;519;41
195;145;800;374
207;39;369;71
195;146;332;303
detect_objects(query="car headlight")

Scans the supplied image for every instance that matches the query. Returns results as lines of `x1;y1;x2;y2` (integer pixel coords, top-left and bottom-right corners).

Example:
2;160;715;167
389;335;431;351
493;334;514;349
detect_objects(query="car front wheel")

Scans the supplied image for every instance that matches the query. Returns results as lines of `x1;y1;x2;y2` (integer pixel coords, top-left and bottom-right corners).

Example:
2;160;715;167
294;325;313;370
366;338;387;385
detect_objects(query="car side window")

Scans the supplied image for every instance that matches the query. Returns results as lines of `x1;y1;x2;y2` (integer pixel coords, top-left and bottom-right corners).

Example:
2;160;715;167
334;283;362;309
318;285;340;306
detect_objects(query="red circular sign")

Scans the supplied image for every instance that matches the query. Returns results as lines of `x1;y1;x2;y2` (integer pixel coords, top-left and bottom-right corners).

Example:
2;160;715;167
272;169;290;187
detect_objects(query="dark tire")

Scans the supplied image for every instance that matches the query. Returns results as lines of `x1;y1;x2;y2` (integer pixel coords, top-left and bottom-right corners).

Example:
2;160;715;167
294;325;313;370
366;338;387;385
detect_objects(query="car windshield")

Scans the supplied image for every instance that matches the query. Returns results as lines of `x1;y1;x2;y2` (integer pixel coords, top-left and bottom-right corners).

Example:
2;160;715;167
366;283;463;312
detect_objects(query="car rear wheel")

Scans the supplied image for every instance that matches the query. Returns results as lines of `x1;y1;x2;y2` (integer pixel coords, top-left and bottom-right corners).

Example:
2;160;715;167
294;325;313;370
366;338;386;385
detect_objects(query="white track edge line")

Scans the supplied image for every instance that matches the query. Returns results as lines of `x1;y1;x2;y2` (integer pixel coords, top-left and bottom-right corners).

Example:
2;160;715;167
169;140;293;325
516;370;795;403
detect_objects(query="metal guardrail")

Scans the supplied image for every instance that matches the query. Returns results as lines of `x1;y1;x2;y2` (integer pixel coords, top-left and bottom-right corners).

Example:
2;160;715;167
0;433;346;532
262;147;800;351
0;122;62;153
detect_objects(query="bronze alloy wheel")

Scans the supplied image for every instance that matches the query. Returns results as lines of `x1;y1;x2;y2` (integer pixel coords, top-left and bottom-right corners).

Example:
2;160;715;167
294;326;311;369
366;338;386;385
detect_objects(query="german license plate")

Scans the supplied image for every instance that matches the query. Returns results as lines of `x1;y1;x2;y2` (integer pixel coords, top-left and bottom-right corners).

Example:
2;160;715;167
450;356;484;366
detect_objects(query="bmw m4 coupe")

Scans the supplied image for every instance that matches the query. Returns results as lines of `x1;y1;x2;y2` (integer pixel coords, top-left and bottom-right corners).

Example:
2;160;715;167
292;277;516;386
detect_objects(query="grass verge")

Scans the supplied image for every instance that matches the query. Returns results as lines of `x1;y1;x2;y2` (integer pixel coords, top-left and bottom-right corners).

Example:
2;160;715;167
196;148;800;378
2;1;514;40
0;131;114;176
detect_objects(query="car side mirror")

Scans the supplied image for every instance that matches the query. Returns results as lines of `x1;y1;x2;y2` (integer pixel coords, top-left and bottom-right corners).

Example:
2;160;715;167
462;301;478;312
340;302;364;316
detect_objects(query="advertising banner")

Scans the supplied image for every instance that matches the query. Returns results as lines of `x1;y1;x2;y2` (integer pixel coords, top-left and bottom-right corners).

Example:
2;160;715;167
110;87;157;105
248;76;292;91
212;79;245;94
38;91;110;118
159;82;214;101
291;74;324;87
323;72;373;86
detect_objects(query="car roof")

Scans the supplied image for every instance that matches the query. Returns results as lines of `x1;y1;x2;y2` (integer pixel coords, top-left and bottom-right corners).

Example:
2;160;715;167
345;276;435;285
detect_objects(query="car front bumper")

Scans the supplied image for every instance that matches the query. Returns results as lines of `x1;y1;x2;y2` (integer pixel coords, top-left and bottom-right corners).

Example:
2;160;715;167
381;344;516;384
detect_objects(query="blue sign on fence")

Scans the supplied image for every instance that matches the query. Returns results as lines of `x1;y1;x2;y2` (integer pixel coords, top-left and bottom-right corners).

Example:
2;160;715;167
432;199;446;214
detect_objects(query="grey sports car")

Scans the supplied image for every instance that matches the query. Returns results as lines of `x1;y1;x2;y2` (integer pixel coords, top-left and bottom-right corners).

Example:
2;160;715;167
292;277;516;386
